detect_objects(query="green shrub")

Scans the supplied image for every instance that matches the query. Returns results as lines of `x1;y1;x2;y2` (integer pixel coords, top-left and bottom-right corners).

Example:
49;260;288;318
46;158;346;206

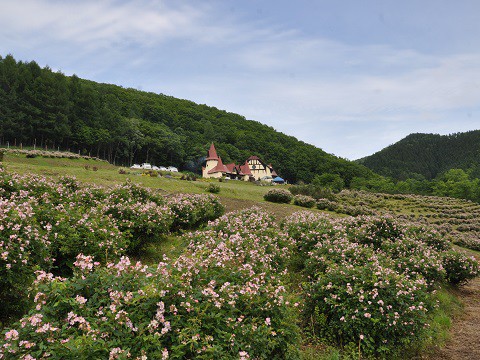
206;183;220;194
58;175;80;192
101;201;172;255
181;172;198;181
293;194;316;208
0;199;52;322
316;198;338;211
442;250;479;285
343;216;405;249
167;194;225;230
304;262;432;358
108;181;164;205
264;188;293;204
32;202;129;274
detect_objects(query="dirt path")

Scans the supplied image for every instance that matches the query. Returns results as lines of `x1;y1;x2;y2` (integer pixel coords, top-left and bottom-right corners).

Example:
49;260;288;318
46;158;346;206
427;256;480;360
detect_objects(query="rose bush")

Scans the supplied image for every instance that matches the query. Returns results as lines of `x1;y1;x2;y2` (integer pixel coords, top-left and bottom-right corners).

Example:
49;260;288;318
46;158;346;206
263;189;293;204
0;208;301;359
283;211;479;357
167;193;224;230
293;195;316;208
0;170;226;325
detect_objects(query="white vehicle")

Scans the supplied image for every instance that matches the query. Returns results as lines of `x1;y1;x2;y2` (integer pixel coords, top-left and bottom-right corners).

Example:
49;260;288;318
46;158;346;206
159;166;167;171
167;166;178;172
151;166;160;171
130;164;142;169
141;163;152;169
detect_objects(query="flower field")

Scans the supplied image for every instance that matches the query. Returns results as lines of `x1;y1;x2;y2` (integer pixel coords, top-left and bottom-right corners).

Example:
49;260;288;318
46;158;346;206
0;167;479;359
0;168;224;322
289;188;480;253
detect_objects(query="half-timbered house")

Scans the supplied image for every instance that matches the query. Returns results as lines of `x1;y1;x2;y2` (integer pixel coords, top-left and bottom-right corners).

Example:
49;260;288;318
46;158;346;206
202;143;278;181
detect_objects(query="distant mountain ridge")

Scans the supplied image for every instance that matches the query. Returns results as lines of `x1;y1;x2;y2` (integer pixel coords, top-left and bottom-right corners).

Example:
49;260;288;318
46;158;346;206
358;131;480;180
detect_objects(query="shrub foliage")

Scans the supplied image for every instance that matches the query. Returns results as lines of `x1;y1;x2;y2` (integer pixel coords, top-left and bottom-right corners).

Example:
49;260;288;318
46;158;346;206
0;170;224;322
264;188;293;204
0;167;479;359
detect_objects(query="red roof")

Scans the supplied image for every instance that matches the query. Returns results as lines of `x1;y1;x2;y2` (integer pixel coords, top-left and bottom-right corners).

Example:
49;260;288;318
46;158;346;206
205;144;276;178
225;163;236;172
239;161;253;175
208;156;229;174
206;143;219;160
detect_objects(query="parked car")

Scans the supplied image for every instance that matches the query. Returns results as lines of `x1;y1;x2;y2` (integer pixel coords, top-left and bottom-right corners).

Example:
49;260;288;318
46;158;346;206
167;166;178;172
151;166;160;170
159;166;167;171
130;164;142;169
141;163;152;169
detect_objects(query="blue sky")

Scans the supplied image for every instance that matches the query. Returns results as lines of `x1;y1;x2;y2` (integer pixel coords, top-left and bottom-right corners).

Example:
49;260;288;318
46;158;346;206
1;0;480;159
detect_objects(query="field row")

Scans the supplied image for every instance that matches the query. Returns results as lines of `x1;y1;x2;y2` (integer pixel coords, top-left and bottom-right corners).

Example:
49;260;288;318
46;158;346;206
1;170;478;359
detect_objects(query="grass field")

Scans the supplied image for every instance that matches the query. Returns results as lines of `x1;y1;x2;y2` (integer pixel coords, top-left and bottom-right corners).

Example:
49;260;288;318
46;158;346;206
3;152;316;221
1;151;478;359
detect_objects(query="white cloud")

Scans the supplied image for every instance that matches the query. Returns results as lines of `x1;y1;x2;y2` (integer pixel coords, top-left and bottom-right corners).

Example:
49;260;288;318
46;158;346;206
0;0;229;49
2;0;480;160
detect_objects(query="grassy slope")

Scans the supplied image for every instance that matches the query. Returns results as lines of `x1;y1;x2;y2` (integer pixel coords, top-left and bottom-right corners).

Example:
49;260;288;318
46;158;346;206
2;153;472;359
3;153;316;221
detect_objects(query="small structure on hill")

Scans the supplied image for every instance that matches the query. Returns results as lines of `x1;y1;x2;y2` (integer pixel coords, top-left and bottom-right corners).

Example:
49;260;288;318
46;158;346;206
202;143;278;181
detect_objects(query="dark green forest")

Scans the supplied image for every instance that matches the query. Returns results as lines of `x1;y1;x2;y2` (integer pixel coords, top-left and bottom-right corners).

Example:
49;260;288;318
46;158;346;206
358;132;480;180
352;131;480;202
0;54;373;184
3;54;480;203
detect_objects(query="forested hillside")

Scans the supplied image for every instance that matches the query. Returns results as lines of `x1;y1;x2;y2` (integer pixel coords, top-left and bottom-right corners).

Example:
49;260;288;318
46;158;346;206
0;54;375;184
358;131;480;180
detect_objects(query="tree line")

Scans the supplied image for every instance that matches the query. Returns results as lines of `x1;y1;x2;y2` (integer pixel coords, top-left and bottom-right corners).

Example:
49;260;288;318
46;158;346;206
358;132;480;180
0;54;374;184
2;54;479;203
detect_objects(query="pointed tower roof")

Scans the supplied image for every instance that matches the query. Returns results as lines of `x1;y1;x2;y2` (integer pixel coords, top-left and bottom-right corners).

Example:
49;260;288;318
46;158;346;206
208;156;229;174
206;143;219;160
239;161;253;176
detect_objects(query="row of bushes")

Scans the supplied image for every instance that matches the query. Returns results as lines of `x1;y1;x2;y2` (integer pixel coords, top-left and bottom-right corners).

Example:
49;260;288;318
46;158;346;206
274;185;480;252
282;212;478;357
1;208;478;359
0;208;300;360
264;188;384;217
263;189;331;211
0;169;224;322
2;148;107;162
